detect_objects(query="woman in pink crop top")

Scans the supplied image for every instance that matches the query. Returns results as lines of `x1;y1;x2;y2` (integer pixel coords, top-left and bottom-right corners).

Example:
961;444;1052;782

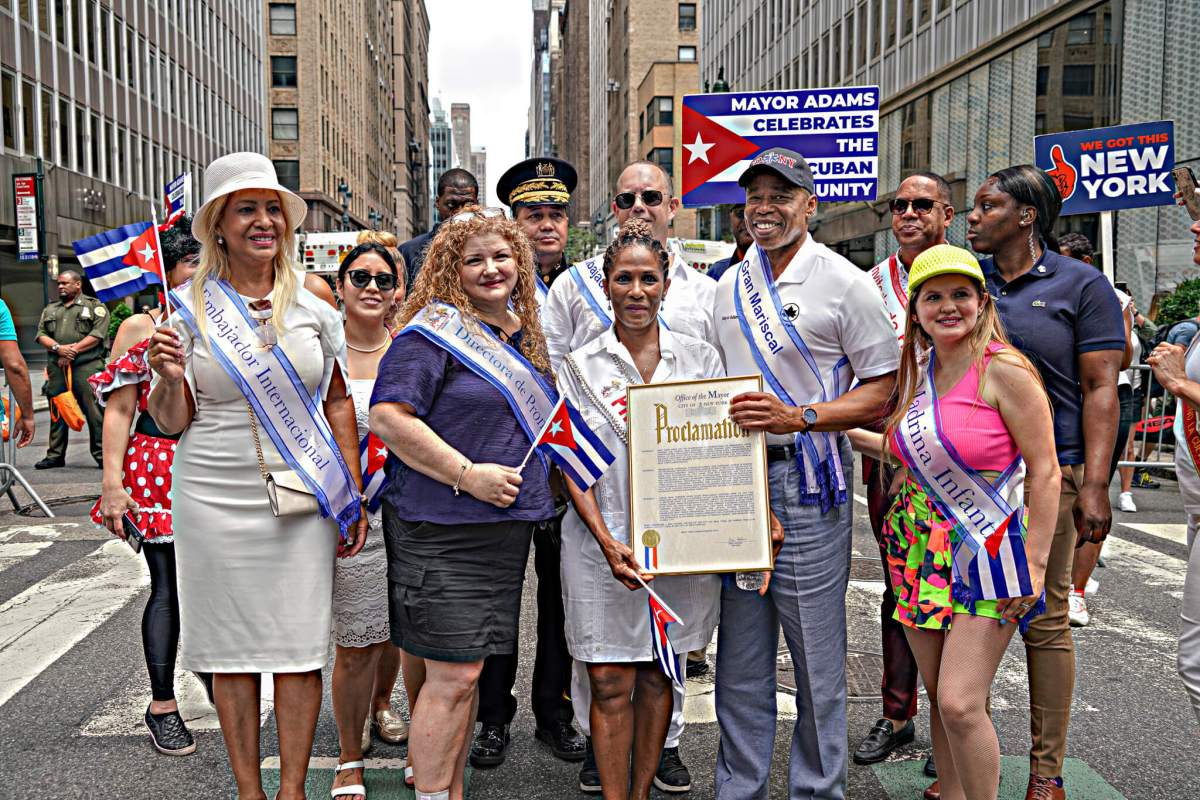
850;244;1060;800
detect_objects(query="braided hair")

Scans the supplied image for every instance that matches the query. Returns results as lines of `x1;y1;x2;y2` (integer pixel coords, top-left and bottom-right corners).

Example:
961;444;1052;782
601;218;669;277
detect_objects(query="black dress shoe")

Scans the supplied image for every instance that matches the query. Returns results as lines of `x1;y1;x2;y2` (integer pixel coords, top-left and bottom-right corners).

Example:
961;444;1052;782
34;457;65;470
653;746;692;793
852;718;915;765
578;737;601;794
468;722;510;768
534;719;586;761
144;706;196;756
685;656;710;678
924;753;937;777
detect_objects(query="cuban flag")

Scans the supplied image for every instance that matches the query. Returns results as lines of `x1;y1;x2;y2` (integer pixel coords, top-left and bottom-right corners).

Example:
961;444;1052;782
360;431;388;512
164;172;190;225
73;222;166;302
532;398;615;492
639;577;687;690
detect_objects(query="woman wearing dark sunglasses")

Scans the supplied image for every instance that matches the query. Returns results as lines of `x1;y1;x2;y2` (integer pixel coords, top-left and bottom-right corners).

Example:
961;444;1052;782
329;241;407;800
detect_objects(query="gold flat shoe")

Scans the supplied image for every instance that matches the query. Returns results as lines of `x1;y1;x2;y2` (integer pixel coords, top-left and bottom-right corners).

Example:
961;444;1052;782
372;708;409;744
360;716;373;755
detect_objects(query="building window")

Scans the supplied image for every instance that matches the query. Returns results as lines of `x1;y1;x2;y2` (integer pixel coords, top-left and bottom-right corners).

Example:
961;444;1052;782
1036;65;1049;96
678;3;696;31
1;73;14;151
274;160;300;191
57;97;69;167
1066;13;1093;45
1063;114;1093;131
269;3;296;35
1061;64;1094;96
645;96;674;128
678;46;696;62
271;56;297;88
648;147;673;178
272;108;299;140
1038;30;1053;48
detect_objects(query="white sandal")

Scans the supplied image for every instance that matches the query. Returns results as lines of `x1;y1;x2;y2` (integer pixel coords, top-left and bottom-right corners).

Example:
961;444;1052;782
331;760;366;799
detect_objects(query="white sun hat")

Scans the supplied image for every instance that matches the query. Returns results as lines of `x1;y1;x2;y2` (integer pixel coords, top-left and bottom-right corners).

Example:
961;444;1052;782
191;152;308;247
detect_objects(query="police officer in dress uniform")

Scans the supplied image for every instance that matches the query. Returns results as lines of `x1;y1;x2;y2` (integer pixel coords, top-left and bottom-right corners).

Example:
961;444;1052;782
469;157;588;770
35;268;108;468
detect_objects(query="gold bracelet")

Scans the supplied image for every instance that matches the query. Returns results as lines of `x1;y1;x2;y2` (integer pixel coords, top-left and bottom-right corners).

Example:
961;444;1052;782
452;462;472;496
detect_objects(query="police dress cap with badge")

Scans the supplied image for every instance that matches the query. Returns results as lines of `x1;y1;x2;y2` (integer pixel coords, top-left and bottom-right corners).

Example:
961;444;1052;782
497;157;578;209
737;146;816;194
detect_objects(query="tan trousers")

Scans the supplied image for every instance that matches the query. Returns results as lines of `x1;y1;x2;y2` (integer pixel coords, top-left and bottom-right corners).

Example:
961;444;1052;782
1021;464;1082;778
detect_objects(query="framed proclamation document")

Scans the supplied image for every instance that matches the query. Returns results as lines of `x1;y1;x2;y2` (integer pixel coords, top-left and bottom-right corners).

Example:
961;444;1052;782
626;375;772;575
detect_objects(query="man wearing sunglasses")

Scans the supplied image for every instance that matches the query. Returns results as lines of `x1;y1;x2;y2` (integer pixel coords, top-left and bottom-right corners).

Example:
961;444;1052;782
465;157;589;773
398;168;479;287
853;172;954;776
542;160;717;372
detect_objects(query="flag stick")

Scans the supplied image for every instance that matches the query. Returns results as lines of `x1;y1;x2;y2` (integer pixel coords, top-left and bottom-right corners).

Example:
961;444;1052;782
150;207;171;319
516;399;562;471
632;572;686;626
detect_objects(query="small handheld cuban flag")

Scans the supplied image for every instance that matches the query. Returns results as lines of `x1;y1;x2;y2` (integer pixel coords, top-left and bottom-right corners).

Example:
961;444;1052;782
73;222;167;303
635;574;687;690
359;431;388;512
520;398;615;492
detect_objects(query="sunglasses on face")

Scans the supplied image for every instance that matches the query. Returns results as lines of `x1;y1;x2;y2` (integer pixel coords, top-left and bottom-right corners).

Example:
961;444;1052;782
890;197;946;215
345;269;397;291
613;190;665;210
448;207;507;224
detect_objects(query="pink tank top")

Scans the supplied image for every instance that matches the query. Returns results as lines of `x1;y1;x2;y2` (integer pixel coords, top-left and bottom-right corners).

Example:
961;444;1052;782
892;343;1020;472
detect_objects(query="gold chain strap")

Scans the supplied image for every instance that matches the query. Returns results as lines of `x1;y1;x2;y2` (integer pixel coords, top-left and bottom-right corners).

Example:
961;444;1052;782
246;401;270;480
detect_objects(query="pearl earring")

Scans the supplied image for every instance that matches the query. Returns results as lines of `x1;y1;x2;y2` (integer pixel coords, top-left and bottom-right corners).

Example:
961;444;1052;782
217;235;224;245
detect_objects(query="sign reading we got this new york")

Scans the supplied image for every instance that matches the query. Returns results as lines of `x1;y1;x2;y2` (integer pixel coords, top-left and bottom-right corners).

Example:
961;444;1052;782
680;86;880;207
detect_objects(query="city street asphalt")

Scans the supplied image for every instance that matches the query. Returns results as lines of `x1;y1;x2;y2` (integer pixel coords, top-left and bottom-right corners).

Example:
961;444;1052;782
0;406;1196;799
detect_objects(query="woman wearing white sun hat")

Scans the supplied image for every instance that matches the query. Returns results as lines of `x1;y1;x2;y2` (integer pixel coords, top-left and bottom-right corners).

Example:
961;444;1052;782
148;152;368;800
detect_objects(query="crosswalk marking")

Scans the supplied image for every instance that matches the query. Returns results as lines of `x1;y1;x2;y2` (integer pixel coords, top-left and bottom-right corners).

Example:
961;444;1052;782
1118;522;1189;546
0;538;147;709
81;669;275;736
260;757;408;770
0;541;53;570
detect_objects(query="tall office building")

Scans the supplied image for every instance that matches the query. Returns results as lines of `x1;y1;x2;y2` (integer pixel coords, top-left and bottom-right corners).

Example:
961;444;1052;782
532;0;591;223
394;0;431;237
265;0;429;236
0;1;265;355
701;0;1198;301
429;97;454;221
471;147;487;205
450;102;472;175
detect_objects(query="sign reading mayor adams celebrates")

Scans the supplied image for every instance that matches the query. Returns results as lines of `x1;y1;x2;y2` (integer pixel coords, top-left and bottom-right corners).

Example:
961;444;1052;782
681;86;880;207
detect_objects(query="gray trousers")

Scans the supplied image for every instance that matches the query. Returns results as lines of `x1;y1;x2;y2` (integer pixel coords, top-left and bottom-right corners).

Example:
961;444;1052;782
1183;515;1200;724
715;447;853;800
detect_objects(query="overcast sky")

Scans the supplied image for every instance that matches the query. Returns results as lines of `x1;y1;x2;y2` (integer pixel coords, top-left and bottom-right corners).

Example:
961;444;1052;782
426;1;533;206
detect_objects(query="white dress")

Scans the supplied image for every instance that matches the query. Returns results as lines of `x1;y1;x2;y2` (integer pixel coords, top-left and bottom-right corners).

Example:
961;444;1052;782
332;379;389;648
556;327;723;662
164;287;347;673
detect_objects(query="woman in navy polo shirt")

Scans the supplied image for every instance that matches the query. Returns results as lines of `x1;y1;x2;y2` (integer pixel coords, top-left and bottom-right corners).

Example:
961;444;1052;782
369;208;554;800
966;165;1124;800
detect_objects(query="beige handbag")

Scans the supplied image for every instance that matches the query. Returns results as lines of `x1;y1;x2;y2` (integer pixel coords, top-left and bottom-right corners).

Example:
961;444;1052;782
247;401;321;517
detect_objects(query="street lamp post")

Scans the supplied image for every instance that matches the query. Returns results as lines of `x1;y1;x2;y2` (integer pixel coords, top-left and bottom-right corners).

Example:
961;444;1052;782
368;209;382;230
337;179;353;232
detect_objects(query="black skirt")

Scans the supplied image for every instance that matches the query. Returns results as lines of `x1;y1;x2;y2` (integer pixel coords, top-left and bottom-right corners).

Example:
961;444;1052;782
382;501;534;663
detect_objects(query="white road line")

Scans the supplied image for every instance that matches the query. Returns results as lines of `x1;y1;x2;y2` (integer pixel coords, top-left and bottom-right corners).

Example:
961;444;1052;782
259;757;408;770
0;538;148;708
0;541;53;570
1118;522;1189;546
0;522;79;542
81;669;275;736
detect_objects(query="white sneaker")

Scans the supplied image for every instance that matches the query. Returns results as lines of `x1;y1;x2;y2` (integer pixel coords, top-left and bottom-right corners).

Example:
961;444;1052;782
1118;491;1137;512
1085;576;1099;595
1068;590;1090;627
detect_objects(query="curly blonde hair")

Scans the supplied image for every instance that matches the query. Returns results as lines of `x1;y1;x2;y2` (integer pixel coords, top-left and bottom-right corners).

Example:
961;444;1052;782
398;209;551;374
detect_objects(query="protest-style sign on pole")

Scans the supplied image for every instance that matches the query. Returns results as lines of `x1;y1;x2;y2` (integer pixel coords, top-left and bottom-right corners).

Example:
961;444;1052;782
681;86;880;208
1036;120;1175;281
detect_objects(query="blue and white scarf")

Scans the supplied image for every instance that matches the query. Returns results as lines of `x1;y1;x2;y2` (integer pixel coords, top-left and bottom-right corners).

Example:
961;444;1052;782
734;245;851;512
170;279;361;536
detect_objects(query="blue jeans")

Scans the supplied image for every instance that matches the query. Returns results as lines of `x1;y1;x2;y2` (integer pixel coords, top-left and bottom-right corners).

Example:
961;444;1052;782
715;440;854;799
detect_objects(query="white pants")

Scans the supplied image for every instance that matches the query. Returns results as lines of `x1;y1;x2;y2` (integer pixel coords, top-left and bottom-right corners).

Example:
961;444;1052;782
571;660;686;747
1182;515;1200;724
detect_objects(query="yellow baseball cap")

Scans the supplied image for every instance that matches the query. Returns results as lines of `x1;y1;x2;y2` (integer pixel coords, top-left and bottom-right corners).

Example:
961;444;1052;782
907;244;985;294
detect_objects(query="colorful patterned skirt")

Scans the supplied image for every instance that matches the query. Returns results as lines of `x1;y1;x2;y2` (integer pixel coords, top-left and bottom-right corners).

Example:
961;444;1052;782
884;476;1001;630
89;432;177;543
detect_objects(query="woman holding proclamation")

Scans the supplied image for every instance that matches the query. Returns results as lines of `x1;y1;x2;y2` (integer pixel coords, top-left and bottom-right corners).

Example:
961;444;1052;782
556;219;722;800
147;153;367;800
369;207;554;800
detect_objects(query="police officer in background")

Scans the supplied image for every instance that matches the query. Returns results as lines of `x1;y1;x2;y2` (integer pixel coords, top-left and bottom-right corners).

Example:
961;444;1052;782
35;268;107;468
468;157;587;770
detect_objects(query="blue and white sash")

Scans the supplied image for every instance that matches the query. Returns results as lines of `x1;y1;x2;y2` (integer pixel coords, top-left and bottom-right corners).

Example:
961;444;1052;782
568;256;613;328
892;353;1040;610
169;279;361;536
398;301;557;467
534;273;549;310
734;245;849;511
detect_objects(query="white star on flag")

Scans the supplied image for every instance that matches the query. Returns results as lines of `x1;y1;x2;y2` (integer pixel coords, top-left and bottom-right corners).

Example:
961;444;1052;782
375;447;387;459
138;244;155;262
549;421;563;436
685;132;715;165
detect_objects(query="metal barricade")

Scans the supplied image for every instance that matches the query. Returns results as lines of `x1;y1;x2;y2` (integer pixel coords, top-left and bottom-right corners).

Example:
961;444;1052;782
0;385;54;517
1118;364;1177;472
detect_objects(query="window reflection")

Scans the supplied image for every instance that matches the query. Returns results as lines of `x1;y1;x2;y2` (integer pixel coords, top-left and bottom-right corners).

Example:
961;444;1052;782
1035;2;1119;135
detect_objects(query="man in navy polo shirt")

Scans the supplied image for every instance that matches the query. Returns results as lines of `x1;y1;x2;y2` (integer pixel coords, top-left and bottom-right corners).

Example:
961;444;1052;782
967;165;1123;800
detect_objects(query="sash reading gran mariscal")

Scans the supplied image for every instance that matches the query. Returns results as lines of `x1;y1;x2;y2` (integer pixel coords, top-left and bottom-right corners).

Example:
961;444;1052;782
654;402;750;445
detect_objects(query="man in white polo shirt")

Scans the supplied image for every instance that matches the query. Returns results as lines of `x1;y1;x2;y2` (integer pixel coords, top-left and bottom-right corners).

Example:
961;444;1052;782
709;147;898;799
542;159;715;371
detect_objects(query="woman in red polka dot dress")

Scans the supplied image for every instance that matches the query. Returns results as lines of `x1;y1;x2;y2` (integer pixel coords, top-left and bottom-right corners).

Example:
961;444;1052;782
88;218;208;757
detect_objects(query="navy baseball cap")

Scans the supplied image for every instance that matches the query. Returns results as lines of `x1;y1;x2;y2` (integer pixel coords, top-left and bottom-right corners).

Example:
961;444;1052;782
738;147;816;194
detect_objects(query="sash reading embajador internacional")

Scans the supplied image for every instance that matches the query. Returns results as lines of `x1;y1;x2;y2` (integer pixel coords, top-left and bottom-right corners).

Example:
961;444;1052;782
892;352;1041;613
399;301;557;469
734;245;852;512
169;279;362;537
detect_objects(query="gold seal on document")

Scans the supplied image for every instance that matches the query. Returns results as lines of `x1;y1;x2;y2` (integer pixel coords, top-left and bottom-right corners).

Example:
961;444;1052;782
641;529;661;548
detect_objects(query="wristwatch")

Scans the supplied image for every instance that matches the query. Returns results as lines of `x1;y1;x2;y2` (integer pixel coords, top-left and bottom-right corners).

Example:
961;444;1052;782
51;344;60;354
799;406;818;432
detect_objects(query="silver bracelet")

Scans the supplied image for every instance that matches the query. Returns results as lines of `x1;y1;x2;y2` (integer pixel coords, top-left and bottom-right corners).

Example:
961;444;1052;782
452;462;472;496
